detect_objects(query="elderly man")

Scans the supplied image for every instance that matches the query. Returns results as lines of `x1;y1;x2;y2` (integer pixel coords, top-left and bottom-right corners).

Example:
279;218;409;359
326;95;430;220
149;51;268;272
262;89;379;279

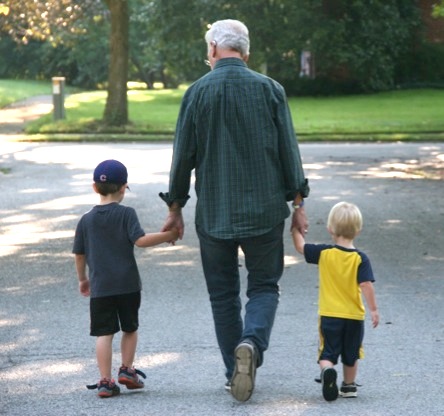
160;19;309;402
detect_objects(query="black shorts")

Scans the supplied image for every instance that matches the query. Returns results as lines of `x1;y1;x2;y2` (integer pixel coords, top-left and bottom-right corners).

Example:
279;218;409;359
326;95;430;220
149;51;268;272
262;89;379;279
90;291;141;337
318;316;364;366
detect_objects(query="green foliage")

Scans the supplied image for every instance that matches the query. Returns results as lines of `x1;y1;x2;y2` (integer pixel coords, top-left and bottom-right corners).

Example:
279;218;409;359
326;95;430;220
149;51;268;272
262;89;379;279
432;0;444;17
0;0;442;96
64;14;110;88
0;34;109;89
286;0;420;93
129;0;209;87
396;42;444;87
0;0;105;44
0;0;109;88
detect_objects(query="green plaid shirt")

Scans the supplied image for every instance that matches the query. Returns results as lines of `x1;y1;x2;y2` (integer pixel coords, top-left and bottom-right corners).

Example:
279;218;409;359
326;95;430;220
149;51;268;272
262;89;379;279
160;58;309;239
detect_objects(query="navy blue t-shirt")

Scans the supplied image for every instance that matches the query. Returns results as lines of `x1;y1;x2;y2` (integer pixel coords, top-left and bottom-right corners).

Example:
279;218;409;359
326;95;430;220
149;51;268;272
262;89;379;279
73;202;145;298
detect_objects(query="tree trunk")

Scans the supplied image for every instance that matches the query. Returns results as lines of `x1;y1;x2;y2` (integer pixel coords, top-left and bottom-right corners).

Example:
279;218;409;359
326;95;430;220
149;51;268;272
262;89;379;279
103;0;128;126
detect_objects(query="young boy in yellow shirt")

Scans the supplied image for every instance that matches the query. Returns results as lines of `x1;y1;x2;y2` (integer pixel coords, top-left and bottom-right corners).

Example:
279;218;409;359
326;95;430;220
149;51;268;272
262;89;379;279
292;201;379;401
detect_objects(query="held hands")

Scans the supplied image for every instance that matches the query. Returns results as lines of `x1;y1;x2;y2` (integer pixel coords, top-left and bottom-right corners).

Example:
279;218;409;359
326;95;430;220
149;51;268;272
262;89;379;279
290;207;309;237
169;227;180;243
162;209;184;245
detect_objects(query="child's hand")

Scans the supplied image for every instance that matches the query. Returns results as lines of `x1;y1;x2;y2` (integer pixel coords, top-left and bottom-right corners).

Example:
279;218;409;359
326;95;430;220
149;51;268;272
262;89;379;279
371;310;379;328
166;227;180;245
79;279;90;297
171;227;180;241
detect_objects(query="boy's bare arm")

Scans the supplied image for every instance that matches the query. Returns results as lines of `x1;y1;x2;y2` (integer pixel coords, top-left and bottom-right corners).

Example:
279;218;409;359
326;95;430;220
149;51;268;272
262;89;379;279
291;227;305;255
360;281;379;328
75;254;90;297
135;229;179;248
75;254;87;280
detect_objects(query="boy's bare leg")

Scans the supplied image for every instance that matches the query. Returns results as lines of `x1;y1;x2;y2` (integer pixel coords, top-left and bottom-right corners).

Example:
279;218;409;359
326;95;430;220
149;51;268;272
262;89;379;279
96;335;114;379
343;361;358;384
121;330;138;367
319;359;335;371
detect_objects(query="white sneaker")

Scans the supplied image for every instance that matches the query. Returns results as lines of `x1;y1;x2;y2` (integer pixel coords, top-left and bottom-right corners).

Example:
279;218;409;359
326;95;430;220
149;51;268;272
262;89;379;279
230;342;257;402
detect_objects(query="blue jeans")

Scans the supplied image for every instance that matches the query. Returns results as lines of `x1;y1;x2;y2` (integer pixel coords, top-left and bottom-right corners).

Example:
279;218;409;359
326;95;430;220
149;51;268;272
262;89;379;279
196;222;284;379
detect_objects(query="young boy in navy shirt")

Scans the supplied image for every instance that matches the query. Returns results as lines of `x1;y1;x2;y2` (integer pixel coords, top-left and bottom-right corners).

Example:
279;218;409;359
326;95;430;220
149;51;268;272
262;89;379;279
73;159;178;398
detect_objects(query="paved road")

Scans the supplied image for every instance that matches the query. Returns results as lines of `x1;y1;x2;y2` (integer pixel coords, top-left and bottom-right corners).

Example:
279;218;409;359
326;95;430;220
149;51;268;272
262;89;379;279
0;141;443;415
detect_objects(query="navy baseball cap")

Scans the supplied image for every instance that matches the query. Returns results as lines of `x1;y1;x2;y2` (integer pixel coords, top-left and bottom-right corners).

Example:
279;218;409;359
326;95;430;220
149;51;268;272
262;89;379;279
93;160;128;184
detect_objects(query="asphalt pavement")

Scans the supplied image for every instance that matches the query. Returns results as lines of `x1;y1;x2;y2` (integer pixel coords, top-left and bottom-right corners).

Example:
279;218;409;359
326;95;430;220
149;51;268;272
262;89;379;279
0;98;443;415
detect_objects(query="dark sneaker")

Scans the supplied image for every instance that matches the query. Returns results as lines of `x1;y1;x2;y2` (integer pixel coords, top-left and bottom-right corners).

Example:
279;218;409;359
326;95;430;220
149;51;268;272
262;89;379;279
340;381;358;398
230;342;257;402
118;366;146;389
224;380;231;391
86;378;120;398
321;367;338;402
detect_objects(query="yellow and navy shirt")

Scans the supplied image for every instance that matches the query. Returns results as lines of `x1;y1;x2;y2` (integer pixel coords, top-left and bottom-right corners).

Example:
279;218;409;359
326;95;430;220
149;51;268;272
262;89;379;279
304;244;375;320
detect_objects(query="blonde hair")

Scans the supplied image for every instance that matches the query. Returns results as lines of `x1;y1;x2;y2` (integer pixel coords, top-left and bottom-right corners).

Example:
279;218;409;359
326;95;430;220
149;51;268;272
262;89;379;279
327;202;363;239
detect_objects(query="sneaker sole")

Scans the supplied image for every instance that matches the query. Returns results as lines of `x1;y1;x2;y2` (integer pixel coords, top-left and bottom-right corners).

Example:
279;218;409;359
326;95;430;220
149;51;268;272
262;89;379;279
339;390;358;398
118;376;144;390
231;343;255;402
322;368;338;402
98;387;120;398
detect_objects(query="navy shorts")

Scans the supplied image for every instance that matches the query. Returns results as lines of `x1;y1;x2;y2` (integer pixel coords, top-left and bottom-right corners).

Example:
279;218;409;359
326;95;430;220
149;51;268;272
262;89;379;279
318;316;364;366
90;291;141;337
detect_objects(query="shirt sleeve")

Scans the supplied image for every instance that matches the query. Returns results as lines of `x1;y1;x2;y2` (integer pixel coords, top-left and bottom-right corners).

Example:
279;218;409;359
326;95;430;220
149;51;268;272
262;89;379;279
304;243;332;264
274;82;310;199
159;88;195;208
357;251;375;284
72;218;85;254
126;207;146;244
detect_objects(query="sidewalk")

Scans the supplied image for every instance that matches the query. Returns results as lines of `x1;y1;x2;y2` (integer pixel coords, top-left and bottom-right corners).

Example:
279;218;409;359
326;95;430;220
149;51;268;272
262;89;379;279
0;95;53;134
0;140;443;415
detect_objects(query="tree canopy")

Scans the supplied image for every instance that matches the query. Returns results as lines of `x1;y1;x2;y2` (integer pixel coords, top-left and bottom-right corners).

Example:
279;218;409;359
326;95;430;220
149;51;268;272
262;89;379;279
1;0;443;126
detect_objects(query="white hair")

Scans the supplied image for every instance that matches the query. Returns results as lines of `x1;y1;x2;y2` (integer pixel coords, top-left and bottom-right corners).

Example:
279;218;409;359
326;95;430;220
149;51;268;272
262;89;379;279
205;19;250;57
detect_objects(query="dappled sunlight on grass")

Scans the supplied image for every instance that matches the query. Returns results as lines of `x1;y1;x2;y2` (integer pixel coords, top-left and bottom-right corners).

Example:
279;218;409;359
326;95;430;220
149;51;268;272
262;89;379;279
66;91;106;104
128;90;156;102
25;88;182;134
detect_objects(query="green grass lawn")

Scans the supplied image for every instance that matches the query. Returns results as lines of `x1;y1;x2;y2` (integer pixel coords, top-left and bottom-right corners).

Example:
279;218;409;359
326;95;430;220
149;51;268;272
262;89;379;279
0;79;78;108
292;89;444;136
2;79;443;141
